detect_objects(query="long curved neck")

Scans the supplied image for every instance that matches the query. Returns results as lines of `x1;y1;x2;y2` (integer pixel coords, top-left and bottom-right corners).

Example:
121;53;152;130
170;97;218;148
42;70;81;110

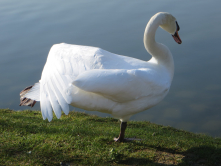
144;13;174;81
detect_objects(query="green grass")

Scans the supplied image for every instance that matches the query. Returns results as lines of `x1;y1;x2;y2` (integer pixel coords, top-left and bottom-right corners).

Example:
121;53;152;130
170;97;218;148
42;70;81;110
0;109;221;166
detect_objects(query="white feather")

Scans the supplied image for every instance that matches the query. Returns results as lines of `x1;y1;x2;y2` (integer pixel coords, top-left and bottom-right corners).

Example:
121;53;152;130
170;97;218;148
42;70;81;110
24;83;40;101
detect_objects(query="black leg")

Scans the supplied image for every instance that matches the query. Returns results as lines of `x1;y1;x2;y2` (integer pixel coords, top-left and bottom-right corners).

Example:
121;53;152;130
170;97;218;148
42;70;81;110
114;122;127;142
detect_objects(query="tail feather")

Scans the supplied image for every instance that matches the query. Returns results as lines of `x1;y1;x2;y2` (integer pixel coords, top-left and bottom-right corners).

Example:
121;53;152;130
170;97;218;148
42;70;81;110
20;83;40;107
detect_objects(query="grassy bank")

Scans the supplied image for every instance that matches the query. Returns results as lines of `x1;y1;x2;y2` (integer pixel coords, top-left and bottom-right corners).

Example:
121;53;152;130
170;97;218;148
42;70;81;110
0;109;220;166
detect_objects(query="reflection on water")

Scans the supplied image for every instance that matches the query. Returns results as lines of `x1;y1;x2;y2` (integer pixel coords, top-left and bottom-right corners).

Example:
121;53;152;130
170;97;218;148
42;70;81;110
0;0;221;137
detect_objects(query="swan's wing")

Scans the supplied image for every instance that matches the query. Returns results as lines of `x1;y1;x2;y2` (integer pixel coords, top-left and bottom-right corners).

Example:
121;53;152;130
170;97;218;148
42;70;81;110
73;68;166;103
40;43;101;121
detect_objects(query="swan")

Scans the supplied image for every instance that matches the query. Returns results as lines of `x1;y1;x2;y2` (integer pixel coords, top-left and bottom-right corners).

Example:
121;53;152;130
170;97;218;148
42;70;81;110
20;12;182;142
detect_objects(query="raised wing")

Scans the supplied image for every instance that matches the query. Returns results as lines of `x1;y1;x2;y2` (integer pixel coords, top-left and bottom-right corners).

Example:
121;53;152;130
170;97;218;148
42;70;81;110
73;68;164;103
39;43;101;121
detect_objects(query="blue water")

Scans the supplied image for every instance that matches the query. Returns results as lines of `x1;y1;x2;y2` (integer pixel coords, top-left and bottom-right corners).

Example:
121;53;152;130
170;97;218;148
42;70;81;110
0;0;221;137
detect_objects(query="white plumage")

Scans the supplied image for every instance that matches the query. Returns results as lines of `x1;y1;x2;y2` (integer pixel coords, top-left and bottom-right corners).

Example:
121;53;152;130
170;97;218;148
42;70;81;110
20;12;182;142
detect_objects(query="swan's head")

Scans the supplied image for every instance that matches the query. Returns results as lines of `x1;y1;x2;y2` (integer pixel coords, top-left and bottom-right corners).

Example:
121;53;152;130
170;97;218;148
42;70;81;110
159;12;182;44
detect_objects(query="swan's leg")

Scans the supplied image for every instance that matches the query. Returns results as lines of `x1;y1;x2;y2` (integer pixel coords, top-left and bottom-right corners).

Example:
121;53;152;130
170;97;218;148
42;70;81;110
114;122;127;142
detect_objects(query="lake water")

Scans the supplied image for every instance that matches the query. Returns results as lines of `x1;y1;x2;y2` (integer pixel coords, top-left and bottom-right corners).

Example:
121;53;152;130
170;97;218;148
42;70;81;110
1;0;221;137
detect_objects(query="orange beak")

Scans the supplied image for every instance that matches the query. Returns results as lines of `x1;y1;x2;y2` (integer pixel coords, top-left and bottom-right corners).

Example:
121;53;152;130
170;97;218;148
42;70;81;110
172;30;182;44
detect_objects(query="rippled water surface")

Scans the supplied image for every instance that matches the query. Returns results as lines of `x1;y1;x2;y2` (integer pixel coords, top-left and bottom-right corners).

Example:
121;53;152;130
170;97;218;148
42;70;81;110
0;0;221;137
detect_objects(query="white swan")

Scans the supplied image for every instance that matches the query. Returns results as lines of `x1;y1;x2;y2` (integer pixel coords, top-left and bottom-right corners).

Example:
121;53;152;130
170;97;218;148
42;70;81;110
20;12;181;142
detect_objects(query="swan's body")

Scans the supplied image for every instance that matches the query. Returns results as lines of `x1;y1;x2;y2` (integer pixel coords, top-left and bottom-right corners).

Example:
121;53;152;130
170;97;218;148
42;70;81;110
20;12;181;142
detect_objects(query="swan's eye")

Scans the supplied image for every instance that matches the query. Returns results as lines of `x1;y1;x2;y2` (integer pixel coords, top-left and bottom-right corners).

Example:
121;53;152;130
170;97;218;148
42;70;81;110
176;21;180;31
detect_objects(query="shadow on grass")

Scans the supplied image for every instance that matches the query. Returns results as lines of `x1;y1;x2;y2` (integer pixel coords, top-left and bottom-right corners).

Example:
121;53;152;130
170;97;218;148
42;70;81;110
180;146;221;166
112;146;221;166
118;144;221;166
